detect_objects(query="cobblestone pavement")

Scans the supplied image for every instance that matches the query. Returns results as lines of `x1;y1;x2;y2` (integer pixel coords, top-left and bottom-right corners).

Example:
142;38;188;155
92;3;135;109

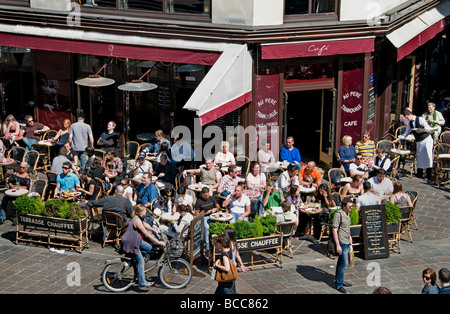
1;175;449;295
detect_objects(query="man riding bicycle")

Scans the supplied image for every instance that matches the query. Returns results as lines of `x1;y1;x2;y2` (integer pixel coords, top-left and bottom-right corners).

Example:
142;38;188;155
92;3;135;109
120;204;166;288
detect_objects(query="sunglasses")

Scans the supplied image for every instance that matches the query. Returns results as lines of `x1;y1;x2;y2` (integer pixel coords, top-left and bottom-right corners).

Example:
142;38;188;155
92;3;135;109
423;275;431;280
27;120;33;123
62;166;70;170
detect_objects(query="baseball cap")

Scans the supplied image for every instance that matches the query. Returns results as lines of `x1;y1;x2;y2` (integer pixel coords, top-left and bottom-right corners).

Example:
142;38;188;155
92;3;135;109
139;151;146;158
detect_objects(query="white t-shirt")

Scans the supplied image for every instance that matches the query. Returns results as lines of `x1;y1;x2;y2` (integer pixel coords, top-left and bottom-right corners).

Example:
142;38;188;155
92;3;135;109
246;172;266;186
368;177;394;195
174;194;194;206
227;194;251;215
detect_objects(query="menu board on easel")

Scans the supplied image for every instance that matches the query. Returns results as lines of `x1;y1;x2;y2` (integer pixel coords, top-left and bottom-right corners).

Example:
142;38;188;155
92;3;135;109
361;204;390;260
189;211;204;265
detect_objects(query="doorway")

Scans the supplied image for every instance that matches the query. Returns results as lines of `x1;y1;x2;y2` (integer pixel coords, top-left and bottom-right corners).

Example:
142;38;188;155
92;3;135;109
284;89;335;166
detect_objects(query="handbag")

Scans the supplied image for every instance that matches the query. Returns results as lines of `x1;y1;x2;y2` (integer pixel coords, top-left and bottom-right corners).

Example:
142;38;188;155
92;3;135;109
215;252;238;283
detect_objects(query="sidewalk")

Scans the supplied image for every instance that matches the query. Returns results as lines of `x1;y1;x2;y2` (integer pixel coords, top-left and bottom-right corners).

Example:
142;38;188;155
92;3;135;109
0;175;449;294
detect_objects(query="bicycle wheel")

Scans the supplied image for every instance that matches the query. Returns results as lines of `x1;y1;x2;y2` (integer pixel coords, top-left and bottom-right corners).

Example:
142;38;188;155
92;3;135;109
158;258;192;289
102;261;135;292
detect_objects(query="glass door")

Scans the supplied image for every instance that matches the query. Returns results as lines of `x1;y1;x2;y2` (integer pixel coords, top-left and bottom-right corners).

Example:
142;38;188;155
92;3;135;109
319;89;336;166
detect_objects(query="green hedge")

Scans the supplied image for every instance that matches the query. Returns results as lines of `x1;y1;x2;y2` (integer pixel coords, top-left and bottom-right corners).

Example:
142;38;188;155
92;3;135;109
15;196;84;220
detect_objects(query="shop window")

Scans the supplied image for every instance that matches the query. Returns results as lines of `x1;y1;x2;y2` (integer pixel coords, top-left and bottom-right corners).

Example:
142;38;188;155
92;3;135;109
79;54;113;76
0;46;32;66
173;63;208;82
285;63;334;83
285;0;337;15
79;0;211;14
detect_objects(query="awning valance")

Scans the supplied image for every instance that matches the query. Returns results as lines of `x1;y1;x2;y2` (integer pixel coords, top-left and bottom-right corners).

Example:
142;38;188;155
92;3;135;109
386;0;450;61
261;36;375;60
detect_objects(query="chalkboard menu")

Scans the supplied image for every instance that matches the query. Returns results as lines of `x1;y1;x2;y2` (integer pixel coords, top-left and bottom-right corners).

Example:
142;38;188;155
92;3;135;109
361;205;390;260
189;212;204;265
157;84;171;110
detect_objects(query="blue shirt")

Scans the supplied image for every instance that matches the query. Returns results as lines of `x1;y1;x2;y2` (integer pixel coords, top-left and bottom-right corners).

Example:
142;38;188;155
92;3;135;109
280;146;301;164
56;172;80;191
135;182;159;206
439;285;450;294
339;145;357;173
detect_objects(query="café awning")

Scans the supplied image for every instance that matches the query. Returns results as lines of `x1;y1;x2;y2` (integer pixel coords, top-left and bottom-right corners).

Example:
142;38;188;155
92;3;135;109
260;36;375;60
386;0;450;61
182;44;253;126
0;24;222;65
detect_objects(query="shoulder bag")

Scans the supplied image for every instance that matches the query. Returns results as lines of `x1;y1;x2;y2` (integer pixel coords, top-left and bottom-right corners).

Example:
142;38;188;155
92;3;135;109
215;251;238;283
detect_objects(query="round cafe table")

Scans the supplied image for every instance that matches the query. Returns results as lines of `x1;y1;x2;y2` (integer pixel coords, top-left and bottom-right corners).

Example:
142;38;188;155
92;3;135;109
5;188;29;198
297;204;322;238
243;189;262;199
210;212;233;223
161;212;180;225
0;157;15;180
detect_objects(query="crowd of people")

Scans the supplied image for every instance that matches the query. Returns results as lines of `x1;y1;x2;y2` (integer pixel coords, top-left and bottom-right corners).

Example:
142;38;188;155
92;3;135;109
0;106;448;294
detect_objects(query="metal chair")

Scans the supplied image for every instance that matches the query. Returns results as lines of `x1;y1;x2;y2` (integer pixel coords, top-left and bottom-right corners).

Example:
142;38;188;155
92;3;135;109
125;141;139;160
94;149;107;161
102;211;127;249
277;222;296;258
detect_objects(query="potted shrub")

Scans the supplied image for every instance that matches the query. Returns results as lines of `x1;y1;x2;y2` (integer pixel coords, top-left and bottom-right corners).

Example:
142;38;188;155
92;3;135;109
329;206;362;237
385;201;401;233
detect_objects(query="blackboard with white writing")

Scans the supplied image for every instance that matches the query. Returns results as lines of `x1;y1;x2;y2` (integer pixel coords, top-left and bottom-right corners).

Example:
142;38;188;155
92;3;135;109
361;205;390;260
189;212;204;265
157;84;171;110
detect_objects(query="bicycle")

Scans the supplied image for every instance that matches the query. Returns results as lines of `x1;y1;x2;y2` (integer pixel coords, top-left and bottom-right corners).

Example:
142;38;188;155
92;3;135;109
101;235;192;292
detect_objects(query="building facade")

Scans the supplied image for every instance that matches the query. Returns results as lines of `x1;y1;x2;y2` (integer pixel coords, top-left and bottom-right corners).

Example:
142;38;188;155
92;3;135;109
0;0;448;167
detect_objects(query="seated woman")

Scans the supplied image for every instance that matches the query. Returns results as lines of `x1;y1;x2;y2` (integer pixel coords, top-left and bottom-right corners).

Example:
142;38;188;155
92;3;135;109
390;181;412;207
285;184;302;207
90;156;111;191
155;141;176;165
77;169;99;201
1;114;21;138
0;162;31;225
340;174;364;199
275;200;299;228
312;183;336;236
171;186;194;215
214;141;235;166
245;161;266;191
63;141;79;167
339;135;357;176
160;204;194;240
51;119;71;145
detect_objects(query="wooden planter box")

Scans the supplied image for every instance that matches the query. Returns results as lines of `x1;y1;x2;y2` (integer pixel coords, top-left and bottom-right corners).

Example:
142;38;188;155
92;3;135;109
209;233;283;270
16;213;89;252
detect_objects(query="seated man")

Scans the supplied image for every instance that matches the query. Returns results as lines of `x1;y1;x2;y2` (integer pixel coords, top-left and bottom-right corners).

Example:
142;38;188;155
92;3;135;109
355;181;381;211
22;115;49;151
183;157;222;191
280;136;302;170
355;130;375;160
298;161;322;188
134;172;159;208
154;153;177;190
276;163;299;192
54;161;81;197
217;165;245;196
194;186;220;247
262;180;285;211
370;148;391;177
275;200;299;228
86;185;133;227
368;168;393;196
51;146;74;175
222;183;251;223
349;153;370;179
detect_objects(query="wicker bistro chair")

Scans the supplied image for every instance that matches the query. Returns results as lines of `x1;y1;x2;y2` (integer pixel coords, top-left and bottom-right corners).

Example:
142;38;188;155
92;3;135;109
277;221;296;258
5;146;26;173
327;168;346;191
235;155;250;178
439;131;450;144
102;211;127;249
433;143;450;188
31;143;51;172
29;179;47;200
399;206;413;243
376;139;395;160
406;190;419;230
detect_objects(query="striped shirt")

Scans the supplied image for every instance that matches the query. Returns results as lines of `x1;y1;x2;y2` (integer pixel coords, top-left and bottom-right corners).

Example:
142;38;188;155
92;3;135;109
355;140;375;158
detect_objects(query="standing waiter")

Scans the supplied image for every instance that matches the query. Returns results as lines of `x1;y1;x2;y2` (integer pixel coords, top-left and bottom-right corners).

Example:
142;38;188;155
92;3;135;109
394;108;433;180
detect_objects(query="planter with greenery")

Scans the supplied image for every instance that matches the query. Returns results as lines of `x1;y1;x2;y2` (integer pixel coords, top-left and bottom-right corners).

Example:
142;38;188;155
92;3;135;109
14;196;88;251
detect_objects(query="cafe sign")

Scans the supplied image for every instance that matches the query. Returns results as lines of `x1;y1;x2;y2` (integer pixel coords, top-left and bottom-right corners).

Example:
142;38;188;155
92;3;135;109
237;234;282;252
17;214;87;232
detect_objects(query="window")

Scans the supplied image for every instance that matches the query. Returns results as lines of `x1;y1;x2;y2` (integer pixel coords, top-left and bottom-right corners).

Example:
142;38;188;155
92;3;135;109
285;0;337;15
80;0;211;15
